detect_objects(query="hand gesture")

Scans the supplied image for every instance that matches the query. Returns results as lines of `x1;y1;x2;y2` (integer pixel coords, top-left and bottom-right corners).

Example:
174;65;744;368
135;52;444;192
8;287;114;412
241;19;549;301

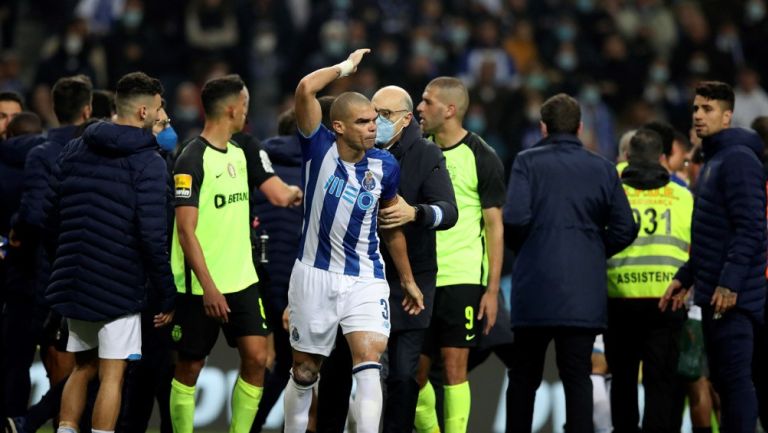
379;195;415;229
153;310;174;328
711;286;737;317
203;286;230;323
658;279;689;312
347;48;371;72
478;290;498;335
401;280;425;315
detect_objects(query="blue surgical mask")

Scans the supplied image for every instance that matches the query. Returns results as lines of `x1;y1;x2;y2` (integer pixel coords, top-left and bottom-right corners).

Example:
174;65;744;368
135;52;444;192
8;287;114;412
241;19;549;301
157;126;178;152
375;114;404;147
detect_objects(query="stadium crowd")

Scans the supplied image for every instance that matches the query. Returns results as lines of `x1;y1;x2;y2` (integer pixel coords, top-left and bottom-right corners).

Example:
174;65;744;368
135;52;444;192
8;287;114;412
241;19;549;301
1;0;768;433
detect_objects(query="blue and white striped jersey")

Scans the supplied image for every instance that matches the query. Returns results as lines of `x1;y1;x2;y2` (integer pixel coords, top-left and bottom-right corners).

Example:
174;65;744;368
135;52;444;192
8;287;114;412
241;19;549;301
297;125;400;279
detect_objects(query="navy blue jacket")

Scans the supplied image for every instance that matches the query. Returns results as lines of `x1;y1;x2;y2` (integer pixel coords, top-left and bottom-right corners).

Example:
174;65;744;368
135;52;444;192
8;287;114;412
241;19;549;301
9;126;77;298
45;122;176;321
674;128;767;320
504;133;637;329
0;134;45;237
252;135;303;314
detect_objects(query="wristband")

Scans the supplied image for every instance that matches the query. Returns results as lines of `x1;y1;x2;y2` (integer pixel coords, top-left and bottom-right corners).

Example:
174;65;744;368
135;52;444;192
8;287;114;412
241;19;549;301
336;59;355;78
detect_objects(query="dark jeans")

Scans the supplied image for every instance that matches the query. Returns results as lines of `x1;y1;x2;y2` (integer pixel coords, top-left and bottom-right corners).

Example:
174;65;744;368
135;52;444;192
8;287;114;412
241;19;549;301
251;301;292;433
1;295;44;416
316;330;352;433
382;328;427;433
604;299;685;433
753;306;768;431
506;327;596;433
703;307;758;433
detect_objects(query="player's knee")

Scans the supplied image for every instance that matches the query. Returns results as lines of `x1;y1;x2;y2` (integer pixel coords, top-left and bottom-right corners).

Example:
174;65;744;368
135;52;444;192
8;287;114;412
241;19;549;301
241;351;268;373
175;357;206;385
291;362;320;386
443;362;468;384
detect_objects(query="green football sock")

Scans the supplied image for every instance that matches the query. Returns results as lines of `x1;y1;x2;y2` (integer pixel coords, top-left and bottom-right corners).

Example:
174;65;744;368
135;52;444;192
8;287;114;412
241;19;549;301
414;381;440;433
444;381;470;433
170;378;196;433
230;376;264;433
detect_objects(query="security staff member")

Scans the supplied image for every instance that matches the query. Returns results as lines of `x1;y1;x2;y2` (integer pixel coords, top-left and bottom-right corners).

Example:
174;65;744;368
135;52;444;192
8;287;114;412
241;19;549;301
315;85;458;433
605;128;692;433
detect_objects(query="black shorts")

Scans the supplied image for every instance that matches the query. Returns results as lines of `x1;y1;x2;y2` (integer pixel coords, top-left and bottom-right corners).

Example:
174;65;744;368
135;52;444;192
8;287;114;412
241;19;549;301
171;283;270;359
424;284;485;352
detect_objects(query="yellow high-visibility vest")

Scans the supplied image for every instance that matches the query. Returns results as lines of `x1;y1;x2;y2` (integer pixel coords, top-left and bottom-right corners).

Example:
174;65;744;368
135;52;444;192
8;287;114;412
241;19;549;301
606;181;693;298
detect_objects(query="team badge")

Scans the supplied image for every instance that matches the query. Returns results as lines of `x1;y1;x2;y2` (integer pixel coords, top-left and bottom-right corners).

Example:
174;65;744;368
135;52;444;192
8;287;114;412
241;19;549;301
227;163;237;178
172;324;182;342
362;170;376;191
291;327;300;342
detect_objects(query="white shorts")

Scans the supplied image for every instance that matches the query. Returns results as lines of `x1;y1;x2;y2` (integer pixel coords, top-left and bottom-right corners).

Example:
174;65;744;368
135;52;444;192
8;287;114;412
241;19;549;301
67;313;142;360
288;260;390;356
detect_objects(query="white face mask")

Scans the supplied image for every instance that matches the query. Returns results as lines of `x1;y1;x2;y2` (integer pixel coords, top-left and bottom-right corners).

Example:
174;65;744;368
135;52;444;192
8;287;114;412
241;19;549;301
64;35;83;55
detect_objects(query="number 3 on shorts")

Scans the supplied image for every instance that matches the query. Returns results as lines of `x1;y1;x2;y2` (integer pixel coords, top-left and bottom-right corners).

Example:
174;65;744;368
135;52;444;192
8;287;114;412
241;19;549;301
380;298;389;320
465;306;474;330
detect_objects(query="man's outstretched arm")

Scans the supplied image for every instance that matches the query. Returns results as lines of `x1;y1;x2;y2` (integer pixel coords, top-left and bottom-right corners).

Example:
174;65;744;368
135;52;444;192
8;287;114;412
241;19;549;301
295;48;371;136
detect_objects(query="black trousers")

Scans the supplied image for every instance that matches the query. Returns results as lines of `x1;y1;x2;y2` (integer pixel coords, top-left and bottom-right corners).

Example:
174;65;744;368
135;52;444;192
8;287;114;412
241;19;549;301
1;295;44;416
251;300;292;433
604;299;686;433
316;330;352;433
754;305;768;432
382;328;427;433
506;327;596;433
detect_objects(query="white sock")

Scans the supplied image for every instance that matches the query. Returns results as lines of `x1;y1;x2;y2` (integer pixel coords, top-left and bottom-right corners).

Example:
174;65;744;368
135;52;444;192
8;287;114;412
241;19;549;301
92;430;114;433
56;428;77;433
283;372;315;433
591;374;612;433
351;362;383;433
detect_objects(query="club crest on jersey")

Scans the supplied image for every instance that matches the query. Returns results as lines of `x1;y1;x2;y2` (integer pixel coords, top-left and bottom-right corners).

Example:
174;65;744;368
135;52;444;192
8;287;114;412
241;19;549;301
362;170;376;191
291;327;300;342
227;163;237;178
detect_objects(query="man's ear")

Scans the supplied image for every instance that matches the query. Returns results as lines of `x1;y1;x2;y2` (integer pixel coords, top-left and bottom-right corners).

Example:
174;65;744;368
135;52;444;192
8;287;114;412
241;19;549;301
139;104;147;121
577;121;583;136
723;109;733;128
402;112;413;127
539;120;548;137
332;119;344;135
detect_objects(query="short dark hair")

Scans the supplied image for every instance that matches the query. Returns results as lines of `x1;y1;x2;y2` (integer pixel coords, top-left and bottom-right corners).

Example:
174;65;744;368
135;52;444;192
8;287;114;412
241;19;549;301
540;93;580;134
643;121;675;156
330;92;371;124
115;72;163;115
6;112;42;137
0;91;23;109
673;130;692;152
628;128;663;164
277;108;296;136
52;75;93;124
201;74;245;118
695;81;735;111
752;116;768;145
91;89;115;119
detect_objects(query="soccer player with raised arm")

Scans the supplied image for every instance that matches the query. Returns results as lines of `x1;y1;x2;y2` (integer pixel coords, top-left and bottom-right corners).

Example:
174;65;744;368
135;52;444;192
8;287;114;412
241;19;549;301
283;49;424;433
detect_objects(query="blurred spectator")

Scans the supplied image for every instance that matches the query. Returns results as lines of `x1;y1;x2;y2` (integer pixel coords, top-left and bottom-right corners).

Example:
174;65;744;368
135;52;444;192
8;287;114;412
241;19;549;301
459;17;517;87
503;19;538;75
34;18;103;88
598;33;644;113
578;81;616;160
172;81;203;142
752;116;768;173
732;67;768;128
104;0;164;88
0;51;25;95
185;0;240;73
74;0;126;35
0;90;23;139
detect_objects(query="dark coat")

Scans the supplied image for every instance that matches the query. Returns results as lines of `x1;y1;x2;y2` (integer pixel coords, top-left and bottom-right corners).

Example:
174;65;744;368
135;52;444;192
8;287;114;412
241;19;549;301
45;121;175;321
381;122;458;330
504;133;637;329
0;133;45;237
252;135;303;314
674;128;767;320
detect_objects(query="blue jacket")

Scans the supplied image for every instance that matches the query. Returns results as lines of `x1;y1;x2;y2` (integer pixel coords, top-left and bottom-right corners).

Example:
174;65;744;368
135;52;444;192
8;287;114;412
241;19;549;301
252;135;303;313
504;134;637;329
674;128;767;320
45;121;175;321
9;126;77;299
0;134;45;237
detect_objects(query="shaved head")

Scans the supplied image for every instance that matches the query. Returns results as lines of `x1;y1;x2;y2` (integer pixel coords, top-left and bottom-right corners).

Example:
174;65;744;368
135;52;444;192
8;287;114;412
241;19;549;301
425;77;469;119
330;92;372;123
373;86;413;112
